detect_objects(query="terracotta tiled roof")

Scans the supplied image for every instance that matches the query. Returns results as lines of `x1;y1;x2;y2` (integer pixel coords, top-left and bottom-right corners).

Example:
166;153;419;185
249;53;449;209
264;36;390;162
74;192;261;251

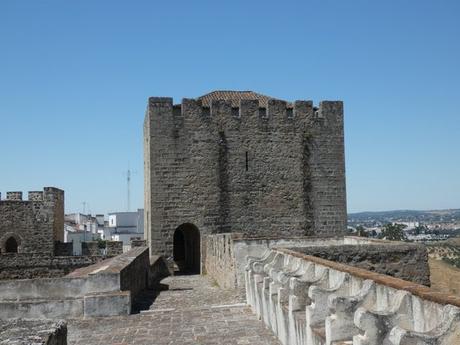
197;91;286;108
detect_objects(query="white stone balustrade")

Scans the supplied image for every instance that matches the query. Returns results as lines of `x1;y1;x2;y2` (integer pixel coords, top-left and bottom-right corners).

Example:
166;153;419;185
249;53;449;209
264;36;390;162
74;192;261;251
386;305;460;345
306;271;353;345
326;279;375;344
245;248;460;345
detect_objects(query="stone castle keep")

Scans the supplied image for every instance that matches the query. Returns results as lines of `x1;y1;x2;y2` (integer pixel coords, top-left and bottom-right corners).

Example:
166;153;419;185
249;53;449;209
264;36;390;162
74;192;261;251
144;91;347;272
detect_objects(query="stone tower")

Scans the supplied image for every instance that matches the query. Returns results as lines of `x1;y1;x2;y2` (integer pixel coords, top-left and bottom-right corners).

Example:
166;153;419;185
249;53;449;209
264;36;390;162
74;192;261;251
0;187;64;255
144;91;346;272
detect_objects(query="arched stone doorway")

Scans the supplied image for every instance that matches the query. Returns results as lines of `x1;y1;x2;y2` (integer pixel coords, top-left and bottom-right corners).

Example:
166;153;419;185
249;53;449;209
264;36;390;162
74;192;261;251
5;237;18;253
0;233;21;254
173;223;200;274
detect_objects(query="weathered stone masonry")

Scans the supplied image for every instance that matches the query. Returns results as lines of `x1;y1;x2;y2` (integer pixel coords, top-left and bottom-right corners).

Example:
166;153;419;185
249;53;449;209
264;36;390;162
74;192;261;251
144;91;347;260
204;234;431;290
0;187;64;255
0;253;102;280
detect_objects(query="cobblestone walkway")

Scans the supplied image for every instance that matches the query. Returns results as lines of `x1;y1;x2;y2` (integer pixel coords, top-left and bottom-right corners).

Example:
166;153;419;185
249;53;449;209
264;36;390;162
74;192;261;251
68;275;280;345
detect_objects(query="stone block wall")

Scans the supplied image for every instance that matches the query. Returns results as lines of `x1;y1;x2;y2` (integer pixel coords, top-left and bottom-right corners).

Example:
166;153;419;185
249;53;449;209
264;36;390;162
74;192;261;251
119;246;150;296
147;255;171;288
82;241;123;256
144;94;347;260
54;242;73;256
204;234;431;289
0;240;124;280
107;241;123;256
82;241;101;256
0;187;64;255
46;187;64;243
308;102;347;235
131;239;147;247
288;243;430;286
204;233;238;289
0;253;103;280
206;233;349;289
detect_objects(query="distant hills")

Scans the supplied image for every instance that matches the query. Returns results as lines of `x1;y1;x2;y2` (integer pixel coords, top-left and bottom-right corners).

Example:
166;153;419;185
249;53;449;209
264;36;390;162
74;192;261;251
348;209;460;223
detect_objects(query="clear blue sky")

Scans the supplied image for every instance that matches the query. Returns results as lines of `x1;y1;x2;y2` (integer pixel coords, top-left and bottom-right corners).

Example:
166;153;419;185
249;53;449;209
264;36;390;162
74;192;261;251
1;0;459;214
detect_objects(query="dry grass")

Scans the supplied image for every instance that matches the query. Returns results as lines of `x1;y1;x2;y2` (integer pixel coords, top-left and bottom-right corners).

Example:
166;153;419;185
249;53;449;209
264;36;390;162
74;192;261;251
429;258;460;296
446;237;460;246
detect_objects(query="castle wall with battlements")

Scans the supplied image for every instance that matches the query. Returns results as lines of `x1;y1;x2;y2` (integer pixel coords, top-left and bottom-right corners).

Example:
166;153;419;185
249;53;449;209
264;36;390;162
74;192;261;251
0;187;64;255
144;96;347;259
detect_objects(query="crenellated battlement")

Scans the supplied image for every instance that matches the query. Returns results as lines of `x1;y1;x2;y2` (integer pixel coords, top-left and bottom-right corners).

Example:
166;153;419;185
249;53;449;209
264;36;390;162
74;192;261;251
5;192;23;201
1;191;35;202
28;191;44;201
0;187;63;202
148;96;342;128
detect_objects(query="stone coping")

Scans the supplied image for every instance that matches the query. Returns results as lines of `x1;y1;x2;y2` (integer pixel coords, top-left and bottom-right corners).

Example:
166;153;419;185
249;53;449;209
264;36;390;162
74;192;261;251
0;252;103;259
150;255;162;265
217;233;403;245
84;290;130;297
232;234;344;242
288;242;425;253
275;247;460;308
67;246;148;277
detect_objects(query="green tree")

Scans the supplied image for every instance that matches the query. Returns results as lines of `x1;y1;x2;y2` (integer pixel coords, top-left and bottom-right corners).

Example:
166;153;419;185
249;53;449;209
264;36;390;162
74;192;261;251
413;225;427;235
379;223;407;241
356;225;368;237
97;238;107;249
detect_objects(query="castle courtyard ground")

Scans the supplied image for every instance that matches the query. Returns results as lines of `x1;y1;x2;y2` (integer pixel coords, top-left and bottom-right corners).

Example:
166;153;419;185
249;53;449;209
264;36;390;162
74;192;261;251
68;275;281;345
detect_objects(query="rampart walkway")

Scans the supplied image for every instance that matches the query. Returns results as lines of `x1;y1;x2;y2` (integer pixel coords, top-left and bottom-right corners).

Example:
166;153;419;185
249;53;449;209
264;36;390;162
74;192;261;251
68;275;280;345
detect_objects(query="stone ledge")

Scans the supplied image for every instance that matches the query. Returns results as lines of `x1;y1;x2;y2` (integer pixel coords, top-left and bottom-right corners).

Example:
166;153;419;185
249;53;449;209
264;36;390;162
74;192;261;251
83;291;131;317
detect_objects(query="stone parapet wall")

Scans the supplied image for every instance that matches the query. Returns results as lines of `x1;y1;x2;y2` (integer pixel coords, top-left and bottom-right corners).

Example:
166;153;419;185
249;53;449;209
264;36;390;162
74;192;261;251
107;240;123;256
204;233;238;289
82;241;101;256
119;246;150;296
288;242;430;286
0;253;103;280
205;234;431;290
0;247;161;319
54;241;73;256
246;248;460;345
204;234;371;289
148;255;171;288
0;273;120;301
81;241;123;256
131;239;147;247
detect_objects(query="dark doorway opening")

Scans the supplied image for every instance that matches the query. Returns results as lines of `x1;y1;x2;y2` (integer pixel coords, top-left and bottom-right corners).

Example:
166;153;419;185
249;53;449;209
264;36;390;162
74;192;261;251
173;223;200;274
5;237;18;253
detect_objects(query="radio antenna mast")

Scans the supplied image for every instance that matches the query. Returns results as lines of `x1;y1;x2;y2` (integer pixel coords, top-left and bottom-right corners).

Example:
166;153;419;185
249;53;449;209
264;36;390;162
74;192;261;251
125;166;137;212
127;169;131;212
